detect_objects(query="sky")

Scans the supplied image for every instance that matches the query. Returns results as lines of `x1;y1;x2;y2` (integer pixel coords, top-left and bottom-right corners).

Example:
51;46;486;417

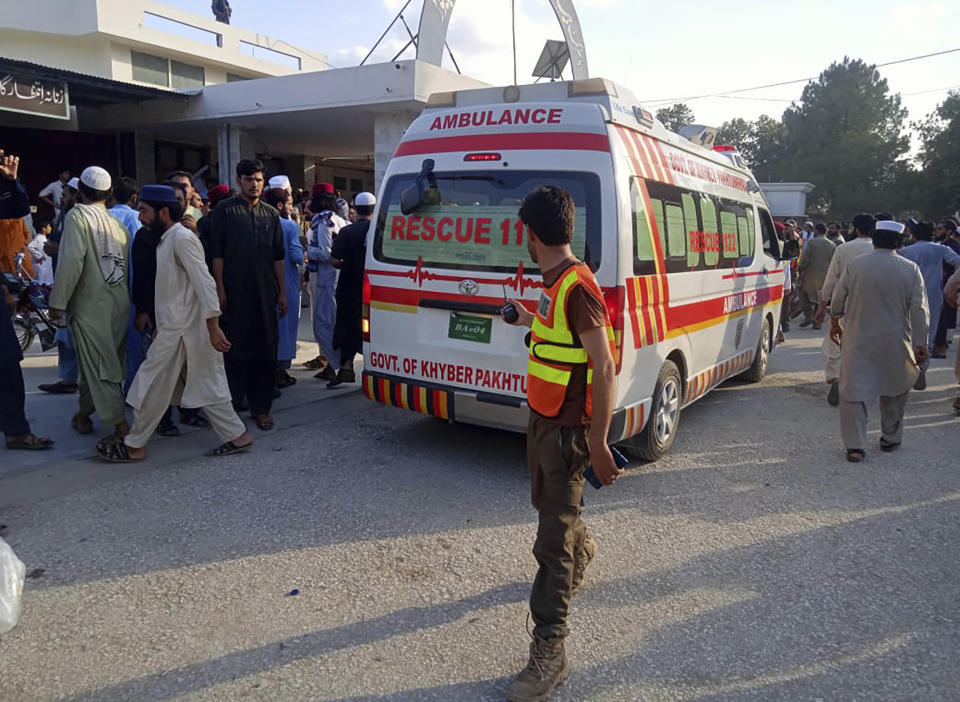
161;0;959;148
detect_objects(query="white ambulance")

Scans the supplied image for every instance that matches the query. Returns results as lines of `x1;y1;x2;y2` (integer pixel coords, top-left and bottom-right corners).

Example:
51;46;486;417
361;78;796;460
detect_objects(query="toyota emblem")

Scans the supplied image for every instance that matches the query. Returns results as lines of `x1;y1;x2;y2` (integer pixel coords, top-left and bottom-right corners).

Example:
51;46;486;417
459;279;480;296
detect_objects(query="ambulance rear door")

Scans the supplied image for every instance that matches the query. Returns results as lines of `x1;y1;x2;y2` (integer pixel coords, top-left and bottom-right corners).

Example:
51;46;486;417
364;101;617;430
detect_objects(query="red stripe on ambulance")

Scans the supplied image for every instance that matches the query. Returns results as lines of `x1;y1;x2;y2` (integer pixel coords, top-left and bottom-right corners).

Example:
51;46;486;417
393;132;610;158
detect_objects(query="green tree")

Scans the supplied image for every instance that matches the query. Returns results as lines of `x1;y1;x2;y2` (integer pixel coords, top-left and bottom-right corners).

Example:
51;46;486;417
746;115;786;183
914;90;960;217
655;103;695;132
715;116;785;182
778;57;908;217
716;117;752;147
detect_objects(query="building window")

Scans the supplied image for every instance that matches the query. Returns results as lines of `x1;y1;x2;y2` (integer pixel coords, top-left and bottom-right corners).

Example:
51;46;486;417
131;51;205;89
171;60;204;89
131;50;169;87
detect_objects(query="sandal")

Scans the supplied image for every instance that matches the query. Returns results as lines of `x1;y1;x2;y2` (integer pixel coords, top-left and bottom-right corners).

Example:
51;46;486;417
253;414;274;431
96;439;143;463
71;413;93;435
879;438;900;452
5;434;55;451
179;413;209;428
846;449;865;463
205;440;251;457
155;421;180;437
303;356;325;370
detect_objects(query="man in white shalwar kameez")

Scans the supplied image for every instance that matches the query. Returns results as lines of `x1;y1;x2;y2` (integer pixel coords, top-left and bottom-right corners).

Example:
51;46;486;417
815;213;876;406
96;186;252;462
829;220;929;462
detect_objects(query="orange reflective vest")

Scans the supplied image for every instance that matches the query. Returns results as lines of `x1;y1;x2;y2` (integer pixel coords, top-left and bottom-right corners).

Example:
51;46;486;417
527;262;615;419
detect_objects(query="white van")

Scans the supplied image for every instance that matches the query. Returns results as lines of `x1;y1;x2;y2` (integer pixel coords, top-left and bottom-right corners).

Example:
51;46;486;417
361;78;795;460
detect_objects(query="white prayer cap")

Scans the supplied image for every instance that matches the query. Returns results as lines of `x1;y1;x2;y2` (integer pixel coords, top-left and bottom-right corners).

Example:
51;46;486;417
268;175;292;192
80;166;111;191
66;177;79;190
876;220;905;234
355;192;376;206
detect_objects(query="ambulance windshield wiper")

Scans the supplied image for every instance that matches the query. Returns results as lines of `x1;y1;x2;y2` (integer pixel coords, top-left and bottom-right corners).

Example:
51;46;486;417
401;158;440;214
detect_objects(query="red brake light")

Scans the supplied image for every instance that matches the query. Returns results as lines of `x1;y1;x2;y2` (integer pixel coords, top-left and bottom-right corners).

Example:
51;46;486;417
602;285;625;373
713;145;737;152
362;274;371;342
464;152;502;162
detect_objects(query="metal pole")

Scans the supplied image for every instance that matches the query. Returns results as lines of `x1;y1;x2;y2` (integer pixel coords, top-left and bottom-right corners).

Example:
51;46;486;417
399;14;418;44
391;36;418;63
360;0;414;65
511;0;517;85
445;42;461;74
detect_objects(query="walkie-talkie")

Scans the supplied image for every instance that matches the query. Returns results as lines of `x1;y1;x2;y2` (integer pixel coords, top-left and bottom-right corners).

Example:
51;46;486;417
584;446;630;489
502;284;519;323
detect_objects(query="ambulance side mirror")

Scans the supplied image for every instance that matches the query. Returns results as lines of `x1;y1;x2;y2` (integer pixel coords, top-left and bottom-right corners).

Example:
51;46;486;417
780;239;800;260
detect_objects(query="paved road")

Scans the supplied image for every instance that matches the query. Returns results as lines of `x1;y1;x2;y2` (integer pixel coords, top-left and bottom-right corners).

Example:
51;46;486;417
1;328;959;701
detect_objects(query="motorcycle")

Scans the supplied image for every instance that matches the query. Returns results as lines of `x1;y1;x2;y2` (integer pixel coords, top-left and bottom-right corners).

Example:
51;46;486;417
5;253;58;353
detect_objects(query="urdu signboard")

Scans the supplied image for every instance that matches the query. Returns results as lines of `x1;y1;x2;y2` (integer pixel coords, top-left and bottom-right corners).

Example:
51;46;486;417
0;72;70;120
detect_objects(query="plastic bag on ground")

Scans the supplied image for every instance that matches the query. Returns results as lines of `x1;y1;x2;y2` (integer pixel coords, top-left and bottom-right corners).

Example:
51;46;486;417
0;536;26;634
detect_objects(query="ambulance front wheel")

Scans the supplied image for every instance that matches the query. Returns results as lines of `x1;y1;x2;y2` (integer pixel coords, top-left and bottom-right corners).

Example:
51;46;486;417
619;360;682;462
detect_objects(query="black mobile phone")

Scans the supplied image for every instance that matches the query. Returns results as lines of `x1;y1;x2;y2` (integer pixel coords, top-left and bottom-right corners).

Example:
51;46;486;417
501;284;519;323
584;446;629;489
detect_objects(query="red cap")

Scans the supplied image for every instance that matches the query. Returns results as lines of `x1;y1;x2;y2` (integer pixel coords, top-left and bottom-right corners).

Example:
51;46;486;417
207;184;230;203
312;182;334;195
774;221;786;234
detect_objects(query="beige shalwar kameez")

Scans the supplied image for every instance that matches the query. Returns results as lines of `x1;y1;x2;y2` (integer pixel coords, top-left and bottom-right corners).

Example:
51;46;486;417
125;223;245;449
819;236;874;383
830;249;929;450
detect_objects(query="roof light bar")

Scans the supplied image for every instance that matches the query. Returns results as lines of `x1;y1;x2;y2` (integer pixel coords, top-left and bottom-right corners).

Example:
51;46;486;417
426;91;458;108
568;78;618;98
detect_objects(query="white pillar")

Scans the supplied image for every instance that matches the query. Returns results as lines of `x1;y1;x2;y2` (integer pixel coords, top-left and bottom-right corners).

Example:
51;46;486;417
217;124;243;186
374;109;421;195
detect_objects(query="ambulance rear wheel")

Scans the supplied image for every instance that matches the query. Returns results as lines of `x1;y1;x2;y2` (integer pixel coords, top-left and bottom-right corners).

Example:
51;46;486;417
620;360;682;462
741;317;771;383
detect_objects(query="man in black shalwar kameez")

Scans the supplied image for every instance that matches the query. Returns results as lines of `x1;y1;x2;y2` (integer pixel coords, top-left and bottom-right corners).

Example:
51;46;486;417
209;159;286;430
328;192;374;388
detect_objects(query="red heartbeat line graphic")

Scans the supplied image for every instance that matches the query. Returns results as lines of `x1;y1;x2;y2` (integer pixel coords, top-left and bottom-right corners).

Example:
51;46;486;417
369;257;544;294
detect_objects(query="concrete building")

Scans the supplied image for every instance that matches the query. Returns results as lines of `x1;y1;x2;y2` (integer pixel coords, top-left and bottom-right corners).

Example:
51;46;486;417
0;0;325;88
0;0;485;209
759;182;816;220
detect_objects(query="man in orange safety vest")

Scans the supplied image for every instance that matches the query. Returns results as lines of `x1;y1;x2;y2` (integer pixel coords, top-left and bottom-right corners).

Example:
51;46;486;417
502;184;620;702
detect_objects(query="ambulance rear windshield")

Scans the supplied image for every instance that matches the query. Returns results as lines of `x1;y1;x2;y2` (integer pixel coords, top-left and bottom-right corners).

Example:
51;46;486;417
373;170;601;273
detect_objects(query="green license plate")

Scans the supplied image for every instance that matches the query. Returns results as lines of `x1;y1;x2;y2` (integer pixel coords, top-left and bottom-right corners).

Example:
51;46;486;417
448;313;492;343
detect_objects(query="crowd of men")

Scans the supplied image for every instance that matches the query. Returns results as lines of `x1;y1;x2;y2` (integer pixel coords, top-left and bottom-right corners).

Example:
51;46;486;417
776;213;960;461
1;151;373;459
